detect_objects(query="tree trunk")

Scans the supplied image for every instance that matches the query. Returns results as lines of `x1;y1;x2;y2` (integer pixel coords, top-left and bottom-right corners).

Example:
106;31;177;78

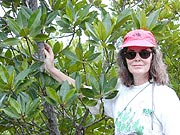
24;0;61;134
43;102;61;135
24;0;38;11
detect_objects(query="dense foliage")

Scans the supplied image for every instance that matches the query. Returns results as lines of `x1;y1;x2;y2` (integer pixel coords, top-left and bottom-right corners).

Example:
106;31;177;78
0;0;179;134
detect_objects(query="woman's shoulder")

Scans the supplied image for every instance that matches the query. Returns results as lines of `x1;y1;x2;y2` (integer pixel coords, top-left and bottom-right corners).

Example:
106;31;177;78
155;84;177;95
154;83;179;102
116;79;127;90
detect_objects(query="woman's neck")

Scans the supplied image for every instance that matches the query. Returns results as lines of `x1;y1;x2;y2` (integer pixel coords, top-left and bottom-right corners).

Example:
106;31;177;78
133;74;149;86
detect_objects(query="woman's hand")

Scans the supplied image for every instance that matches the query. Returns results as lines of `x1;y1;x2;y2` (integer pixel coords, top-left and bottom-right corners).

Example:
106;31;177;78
43;43;55;73
43;43;76;86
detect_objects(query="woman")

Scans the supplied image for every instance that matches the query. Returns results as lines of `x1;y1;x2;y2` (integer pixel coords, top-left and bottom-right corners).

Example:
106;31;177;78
44;29;180;135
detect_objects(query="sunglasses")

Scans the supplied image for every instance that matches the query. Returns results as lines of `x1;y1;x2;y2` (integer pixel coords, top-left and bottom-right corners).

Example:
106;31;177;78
123;49;152;60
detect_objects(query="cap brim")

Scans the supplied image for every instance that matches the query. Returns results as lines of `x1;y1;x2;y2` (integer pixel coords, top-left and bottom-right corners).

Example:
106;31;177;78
121;40;156;48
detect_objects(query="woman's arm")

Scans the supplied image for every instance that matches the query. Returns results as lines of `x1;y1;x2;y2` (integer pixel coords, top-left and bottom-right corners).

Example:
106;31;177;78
43;43;75;86
43;43;114;116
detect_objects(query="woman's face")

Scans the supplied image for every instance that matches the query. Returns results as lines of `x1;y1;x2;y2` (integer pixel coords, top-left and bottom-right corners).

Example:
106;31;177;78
125;46;153;78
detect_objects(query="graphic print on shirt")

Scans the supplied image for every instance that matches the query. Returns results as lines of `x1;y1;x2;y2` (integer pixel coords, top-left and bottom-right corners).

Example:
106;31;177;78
115;107;153;135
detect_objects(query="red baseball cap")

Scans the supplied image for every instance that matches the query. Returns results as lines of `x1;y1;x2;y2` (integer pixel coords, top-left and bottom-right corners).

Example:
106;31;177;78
121;29;157;48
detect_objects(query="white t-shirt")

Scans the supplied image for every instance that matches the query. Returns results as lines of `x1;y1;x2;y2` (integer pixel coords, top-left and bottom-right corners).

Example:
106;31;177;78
89;81;180;135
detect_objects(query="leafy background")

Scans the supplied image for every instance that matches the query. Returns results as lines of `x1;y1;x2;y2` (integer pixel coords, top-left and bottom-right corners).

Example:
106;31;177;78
0;0;179;134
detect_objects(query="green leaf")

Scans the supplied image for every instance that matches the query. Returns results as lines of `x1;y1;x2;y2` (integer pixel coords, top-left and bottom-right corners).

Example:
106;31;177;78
88;74;99;91
15;68;30;85
131;10;140;28
7;18;21;36
99;73;106;91
1;38;20;47
33;34;49;42
54;0;66;10
65;93;77;106
56;19;71;28
0;94;6;107
45;97;57;106
46;11;59;25
28;9;41;30
26;98;40;116
30;61;44;71
5;49;12;58
59;81;70;101
61;28;73;33
17;95;26;114
29;25;42;37
77;5;90;20
147;10;160;30
17;79;34;92
82;97;97;106
99;101;104;114
139;10;147;28
104;77;118;92
63;50;81;62
65;0;75;22
86;52;101;61
94;21;107;41
64;89;76;103
17;10;28;28
20;6;32;19
45;26;56;33
9;98;21;114
108;29;124;43
115;8;131;29
102;13;112;35
0;32;6;41
3;108;20;119
75;44;83;60
41;5;47;25
85;22;98;38
7;70;15;89
84;46;95;59
19;27;30;37
152;21;167;32
107;44;116;50
0;66;9;83
0;82;9;91
104;90;118;99
46;87;60;104
53;42;63;55
75;75;82;90
80;88;95;98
